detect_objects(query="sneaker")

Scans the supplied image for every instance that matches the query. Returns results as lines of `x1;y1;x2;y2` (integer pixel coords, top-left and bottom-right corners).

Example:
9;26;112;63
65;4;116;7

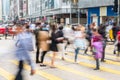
40;64;47;67
94;68;99;70
114;51;116;54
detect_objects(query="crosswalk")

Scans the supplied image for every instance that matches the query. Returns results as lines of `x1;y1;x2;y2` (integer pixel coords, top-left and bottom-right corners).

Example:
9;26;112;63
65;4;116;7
0;48;120;80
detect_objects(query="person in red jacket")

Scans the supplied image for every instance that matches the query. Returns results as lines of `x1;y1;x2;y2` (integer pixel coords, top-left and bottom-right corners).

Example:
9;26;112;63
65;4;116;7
116;28;120;56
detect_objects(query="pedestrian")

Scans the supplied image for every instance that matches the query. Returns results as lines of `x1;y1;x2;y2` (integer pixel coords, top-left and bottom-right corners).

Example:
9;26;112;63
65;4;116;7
74;26;87;63
63;24;74;51
112;23;119;54
84;24;93;54
112;22;119;42
5;25;9;39
115;28;120;56
35;22;41;63
91;28;103;70
15;24;35;80
12;23;17;39
56;25;66;60
50;24;59;68
37;25;50;67
98;24;106;62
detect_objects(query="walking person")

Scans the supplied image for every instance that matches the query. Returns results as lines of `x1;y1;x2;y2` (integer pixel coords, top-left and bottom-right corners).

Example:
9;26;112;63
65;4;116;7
38;25;50;67
12;24;17;39
112;23;119;54
35;22;41;63
74;26;87;63
56;25;66;60
63;24;74;50
5;25;9;39
15;24;35;80
91;28;103;70
50;24;60;68
112;22;119;42
98;24;107;62
114;28;120;56
84;24;92;54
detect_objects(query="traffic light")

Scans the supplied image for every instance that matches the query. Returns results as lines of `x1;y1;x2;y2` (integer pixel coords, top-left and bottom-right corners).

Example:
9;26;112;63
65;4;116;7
113;0;118;12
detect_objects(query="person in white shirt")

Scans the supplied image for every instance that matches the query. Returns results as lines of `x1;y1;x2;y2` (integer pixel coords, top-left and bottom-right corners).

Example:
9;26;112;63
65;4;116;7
73;26;87;63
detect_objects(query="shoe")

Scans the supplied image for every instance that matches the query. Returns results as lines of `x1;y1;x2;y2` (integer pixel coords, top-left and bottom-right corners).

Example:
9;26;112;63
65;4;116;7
114;51;116;54
40;64;46;67
94;68;99;70
36;61;41;63
101;60;106;62
30;69;36;75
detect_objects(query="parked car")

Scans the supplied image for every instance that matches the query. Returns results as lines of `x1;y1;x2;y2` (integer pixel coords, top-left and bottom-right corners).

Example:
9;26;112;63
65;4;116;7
0;25;14;35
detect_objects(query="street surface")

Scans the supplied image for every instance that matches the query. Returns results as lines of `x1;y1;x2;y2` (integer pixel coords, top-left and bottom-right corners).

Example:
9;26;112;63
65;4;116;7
0;36;120;80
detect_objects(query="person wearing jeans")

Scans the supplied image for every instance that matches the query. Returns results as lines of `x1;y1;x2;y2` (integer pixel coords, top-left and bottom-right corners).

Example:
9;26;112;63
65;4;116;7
75;47;80;62
74;26;86;63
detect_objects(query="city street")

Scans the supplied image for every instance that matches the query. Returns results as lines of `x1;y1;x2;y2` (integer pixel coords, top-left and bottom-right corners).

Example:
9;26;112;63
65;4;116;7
0;37;120;80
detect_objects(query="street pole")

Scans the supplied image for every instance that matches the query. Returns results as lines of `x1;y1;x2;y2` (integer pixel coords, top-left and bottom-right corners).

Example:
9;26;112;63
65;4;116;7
70;0;72;24
78;8;80;24
118;0;120;26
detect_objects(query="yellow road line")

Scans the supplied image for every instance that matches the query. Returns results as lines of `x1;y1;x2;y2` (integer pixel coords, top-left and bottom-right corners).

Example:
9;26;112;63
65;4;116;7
49;54;120;76
68;52;120;66
87;51;117;59
11;60;62;80
0;68;14;80
44;62;105;80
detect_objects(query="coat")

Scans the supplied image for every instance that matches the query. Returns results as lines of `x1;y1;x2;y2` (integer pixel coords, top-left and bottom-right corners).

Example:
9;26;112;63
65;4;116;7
38;31;50;51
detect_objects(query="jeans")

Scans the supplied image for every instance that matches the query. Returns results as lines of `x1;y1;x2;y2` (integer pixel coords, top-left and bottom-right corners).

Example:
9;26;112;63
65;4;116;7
75;48;80;62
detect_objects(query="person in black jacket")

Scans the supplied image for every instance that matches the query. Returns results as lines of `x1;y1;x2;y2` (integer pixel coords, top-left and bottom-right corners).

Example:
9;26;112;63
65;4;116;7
56;26;66;60
112;23;119;41
84;24;92;54
98;24;106;62
112;23;119;54
50;24;59;68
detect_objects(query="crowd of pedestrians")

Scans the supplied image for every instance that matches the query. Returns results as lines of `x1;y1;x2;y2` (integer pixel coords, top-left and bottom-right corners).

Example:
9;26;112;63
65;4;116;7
4;20;120;79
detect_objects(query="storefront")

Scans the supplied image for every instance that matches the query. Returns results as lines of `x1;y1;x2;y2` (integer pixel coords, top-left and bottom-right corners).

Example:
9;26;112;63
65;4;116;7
87;6;117;26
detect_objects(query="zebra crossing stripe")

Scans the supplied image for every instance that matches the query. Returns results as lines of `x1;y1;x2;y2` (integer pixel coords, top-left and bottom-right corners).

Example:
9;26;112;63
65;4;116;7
11;60;62;80
0;68;14;80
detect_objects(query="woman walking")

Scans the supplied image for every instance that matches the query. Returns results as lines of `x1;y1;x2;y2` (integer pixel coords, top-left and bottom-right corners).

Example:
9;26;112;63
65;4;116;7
56;26;66;60
38;25;50;66
50;24;61;68
91;28;103;70
74;26;87;63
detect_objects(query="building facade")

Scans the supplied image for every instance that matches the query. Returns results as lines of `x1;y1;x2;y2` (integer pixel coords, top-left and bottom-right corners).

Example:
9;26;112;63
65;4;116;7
28;0;41;22
2;0;10;22
0;0;2;22
40;0;86;24
9;0;29;21
78;0;116;25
